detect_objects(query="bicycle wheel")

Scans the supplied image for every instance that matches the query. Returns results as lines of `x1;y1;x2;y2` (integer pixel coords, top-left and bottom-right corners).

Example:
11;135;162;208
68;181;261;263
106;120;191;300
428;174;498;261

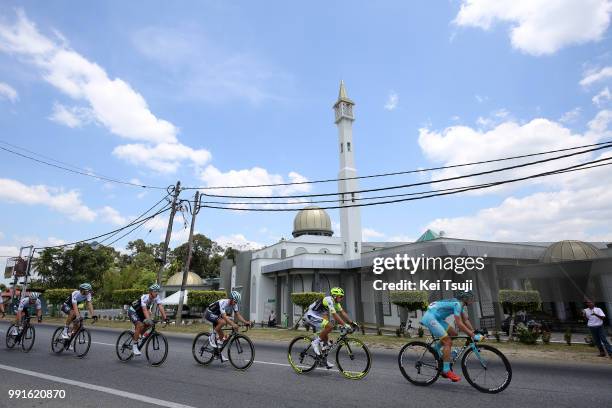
73;328;91;358
21;325;35;352
461;344;512;393
145;332;168;366
5;324;18;349
115;330;135;362
287;335;317;374
336;337;371;380
398;341;441;386
192;332;215;365
227;335;255;370
50;327;66;354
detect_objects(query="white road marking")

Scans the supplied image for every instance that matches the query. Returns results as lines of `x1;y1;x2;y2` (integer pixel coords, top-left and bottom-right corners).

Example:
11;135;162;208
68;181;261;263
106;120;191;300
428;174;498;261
92;341;114;346
0;364;196;408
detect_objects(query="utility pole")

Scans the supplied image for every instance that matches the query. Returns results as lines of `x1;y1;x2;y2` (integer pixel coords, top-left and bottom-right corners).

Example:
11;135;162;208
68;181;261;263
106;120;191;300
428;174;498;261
176;191;200;325
157;181;181;285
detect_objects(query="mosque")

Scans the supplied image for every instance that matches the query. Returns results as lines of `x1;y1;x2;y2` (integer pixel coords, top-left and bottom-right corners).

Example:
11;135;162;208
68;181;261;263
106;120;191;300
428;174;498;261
220;82;612;331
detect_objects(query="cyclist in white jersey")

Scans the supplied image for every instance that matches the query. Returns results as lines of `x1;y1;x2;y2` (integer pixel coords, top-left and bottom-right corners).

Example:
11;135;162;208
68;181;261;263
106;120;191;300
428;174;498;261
204;291;251;361
60;283;97;339
0;293;5;318
11;293;42;335
127;284;169;356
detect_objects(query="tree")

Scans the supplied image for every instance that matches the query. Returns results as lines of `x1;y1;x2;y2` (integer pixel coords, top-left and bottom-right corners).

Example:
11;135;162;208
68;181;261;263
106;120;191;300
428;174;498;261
170;234;223;278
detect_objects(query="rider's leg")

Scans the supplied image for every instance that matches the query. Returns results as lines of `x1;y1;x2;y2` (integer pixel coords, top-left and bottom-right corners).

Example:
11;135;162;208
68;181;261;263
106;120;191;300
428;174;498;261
132;321;145;355
215;317;227;343
319;319;333;343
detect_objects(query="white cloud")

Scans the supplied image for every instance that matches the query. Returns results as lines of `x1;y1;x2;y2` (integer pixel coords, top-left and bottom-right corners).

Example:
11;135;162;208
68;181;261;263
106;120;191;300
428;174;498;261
113;142;211;174
475;94;488;103
454;0;612;56
0;246;19;256
0;82;18;102
215;234;262;250
362;228;385;240
386;235;415;243
99;206;127;226
593;87;611;106
580;66;612;87
199;165;311;197
0;178;96;221
559;107;582;123
48;102;94;128
170;227;191;243
384;91;399;111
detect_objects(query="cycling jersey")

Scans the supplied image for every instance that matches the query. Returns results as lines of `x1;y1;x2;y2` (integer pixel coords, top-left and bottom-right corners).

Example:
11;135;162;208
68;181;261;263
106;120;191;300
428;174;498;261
131;294;162;312
426;298;466;320
308;296;343;316
207;299;238;316
64;290;92;305
17;297;42;312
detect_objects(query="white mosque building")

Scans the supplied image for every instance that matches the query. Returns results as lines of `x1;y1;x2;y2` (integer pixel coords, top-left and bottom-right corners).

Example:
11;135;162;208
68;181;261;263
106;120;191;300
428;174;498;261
221;82;612;331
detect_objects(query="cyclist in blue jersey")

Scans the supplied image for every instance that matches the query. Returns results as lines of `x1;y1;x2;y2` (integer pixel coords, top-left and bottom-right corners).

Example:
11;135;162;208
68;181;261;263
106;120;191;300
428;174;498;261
420;290;482;382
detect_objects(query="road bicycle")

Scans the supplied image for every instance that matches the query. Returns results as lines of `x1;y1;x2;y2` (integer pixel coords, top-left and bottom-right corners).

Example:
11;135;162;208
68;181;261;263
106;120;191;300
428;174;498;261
192;324;255;370
51;316;95;358
288;327;371;380
116;319;169;366
6;315;36;352
398;329;512;393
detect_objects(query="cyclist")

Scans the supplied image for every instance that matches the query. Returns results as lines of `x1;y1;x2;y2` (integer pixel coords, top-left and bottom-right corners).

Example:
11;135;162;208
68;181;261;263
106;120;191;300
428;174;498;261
60;283;97;339
11;292;42;335
204;291;251;359
127;283;169;356
420;290;482;382
303;287;358;369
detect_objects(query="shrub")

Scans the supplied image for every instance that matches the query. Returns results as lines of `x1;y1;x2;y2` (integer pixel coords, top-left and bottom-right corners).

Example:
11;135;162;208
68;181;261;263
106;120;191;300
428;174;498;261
542;331;551;344
390;290;429;312
44;289;74;305
291;292;324;310
515;323;538;345
498;290;541;314
493;330;501;342
417;326;424;338
188;290;227;308
112;289;146;307
564;328;572;346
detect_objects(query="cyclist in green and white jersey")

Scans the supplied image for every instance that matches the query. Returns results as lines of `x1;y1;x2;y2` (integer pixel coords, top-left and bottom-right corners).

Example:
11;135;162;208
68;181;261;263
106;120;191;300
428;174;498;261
302;287;358;368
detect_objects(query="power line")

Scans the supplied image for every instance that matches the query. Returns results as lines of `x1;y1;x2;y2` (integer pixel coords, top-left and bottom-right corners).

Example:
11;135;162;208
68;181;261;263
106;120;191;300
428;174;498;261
199;157;612;211
185;140;612;190
199;143;612;199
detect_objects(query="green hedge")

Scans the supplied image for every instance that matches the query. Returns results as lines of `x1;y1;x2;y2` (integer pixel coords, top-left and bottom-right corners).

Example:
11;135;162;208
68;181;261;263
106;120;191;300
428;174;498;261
112;289;146;306
188;290;227;308
390;290;429;311
291;292;324;310
44;289;73;305
498;289;541;314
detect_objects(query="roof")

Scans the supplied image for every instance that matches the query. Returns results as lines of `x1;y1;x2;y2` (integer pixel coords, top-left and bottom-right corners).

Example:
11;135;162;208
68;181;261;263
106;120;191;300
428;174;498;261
416;229;440;242
539;240;602;263
165;271;203;286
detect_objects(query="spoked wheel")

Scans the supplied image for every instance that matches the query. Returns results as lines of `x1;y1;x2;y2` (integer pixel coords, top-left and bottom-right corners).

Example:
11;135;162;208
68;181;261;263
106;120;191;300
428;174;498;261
398;341;441;386
227;335;255;370
461;344;512;393
50;327;66;354
145;332;168;366
287;336;317;374
21;326;35;352
73;329;91;358
192;332;215;365
116;330;135;362
336;337;371;380
5;324;18;349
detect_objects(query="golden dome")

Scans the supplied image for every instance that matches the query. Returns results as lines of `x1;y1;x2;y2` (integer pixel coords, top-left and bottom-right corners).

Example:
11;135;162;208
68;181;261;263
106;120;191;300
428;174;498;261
539;240;601;263
165;271;203;286
293;206;333;238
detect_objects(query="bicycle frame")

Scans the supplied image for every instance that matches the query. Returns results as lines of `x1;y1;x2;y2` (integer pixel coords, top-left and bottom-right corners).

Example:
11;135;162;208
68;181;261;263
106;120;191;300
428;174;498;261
426;333;486;366
134;321;165;351
214;325;250;353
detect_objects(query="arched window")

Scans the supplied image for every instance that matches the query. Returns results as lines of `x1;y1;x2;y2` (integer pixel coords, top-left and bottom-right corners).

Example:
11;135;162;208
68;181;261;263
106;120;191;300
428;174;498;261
347;142;351;152
294;247;307;255
318;248;329;254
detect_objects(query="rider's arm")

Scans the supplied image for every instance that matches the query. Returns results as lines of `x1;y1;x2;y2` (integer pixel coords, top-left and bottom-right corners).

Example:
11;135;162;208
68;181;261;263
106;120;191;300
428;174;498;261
234;311;250;325
453;315;475;338
86;301;95;318
331;312;346;326
158;305;168;320
340;310;355;325
461;312;475;332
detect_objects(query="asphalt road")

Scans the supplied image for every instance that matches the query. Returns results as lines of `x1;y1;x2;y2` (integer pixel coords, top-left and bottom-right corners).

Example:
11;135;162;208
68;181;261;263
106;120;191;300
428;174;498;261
0;321;610;408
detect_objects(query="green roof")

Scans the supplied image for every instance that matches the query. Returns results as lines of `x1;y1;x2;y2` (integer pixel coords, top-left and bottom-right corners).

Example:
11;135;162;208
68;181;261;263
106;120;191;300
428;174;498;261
416;229;440;243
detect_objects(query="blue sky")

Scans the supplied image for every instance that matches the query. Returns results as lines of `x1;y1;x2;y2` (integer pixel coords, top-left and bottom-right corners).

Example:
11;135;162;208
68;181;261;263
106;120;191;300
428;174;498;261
0;0;611;260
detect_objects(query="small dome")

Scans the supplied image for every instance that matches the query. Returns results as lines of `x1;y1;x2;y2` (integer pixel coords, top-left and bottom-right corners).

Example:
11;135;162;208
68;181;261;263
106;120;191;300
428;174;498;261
165;271;203;286
539;240;601;263
292;206;333;238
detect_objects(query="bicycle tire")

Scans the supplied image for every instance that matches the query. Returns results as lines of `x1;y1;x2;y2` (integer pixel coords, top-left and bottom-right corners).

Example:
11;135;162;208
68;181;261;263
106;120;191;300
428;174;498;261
192;332;215;365
21;325;35;352
116;330;135;362
50;327;66;354
5;324;17;349
336;337;371;380
227;334;255;370
398;341;441;386
287;335;317;374
461;344;512;393
73;328;91;358
145;332;168;367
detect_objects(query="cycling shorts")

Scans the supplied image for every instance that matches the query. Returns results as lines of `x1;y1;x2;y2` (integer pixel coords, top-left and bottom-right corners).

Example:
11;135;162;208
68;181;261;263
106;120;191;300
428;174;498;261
60;303;73;315
127;307;145;324
421;311;450;339
303;312;332;332
204;309;221;326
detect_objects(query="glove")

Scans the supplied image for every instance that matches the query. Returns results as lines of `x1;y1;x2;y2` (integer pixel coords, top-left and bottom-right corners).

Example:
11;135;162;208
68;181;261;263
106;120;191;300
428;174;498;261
473;333;483;342
144;318;154;326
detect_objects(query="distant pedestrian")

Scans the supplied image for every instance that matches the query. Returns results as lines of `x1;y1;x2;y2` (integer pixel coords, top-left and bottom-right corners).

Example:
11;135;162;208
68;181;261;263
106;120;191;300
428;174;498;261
583;299;612;358
268;310;277;327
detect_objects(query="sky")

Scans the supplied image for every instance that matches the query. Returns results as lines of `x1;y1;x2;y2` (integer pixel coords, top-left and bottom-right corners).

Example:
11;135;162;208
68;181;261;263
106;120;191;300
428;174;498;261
0;0;611;266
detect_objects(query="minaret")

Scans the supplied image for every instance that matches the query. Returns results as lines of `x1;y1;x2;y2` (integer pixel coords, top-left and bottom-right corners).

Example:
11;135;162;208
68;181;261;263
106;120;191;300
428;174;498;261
334;81;362;261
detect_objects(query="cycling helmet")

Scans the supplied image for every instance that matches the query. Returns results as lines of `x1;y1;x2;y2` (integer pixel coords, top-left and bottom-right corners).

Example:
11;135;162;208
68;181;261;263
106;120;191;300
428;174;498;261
28;292;39;301
230;290;241;303
149;283;161;292
79;283;92;292
456;290;475;302
331;287;345;297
